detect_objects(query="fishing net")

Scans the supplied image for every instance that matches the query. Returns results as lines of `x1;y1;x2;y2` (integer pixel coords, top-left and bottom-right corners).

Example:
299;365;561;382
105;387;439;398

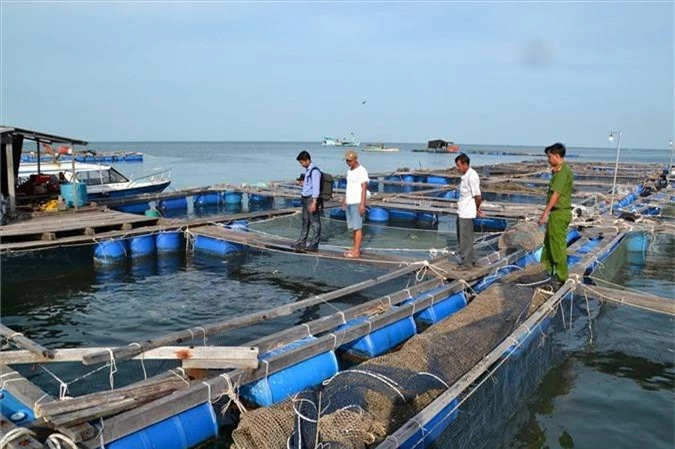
232;263;553;448
498;221;544;252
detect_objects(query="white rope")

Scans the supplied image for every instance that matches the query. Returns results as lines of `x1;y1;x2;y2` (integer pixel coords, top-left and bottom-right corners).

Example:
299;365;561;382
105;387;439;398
322;369;406;401
0;427;37;448
37;365;69;399
195;326;208;346
97;417;106;449
218;373;248;415
168;368;190;386
303;323;312;337
407;372;449;389
107;349;117;390
128;343;147;380
45;433;78;449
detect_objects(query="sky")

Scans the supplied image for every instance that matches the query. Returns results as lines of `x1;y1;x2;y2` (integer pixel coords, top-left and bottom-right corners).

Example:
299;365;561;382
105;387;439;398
1;1;673;149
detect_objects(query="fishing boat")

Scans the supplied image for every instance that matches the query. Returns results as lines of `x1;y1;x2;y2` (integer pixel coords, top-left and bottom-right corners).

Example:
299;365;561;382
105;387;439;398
322;132;360;147
17;162;171;199
363;143;400;152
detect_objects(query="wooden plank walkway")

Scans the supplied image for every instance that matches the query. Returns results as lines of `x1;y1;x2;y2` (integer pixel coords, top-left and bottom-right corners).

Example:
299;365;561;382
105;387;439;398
190;225;414;266
0;209;157;242
0;208;300;253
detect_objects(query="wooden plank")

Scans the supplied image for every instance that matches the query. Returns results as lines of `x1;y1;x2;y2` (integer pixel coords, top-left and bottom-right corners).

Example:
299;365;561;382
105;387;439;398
190;225;413;266
36;376;189;419
1;208;299;253
0;324;53;359
0;365;50;413
0;346;258;366
0;210;157;238
0;413;45;449
579;284;675;316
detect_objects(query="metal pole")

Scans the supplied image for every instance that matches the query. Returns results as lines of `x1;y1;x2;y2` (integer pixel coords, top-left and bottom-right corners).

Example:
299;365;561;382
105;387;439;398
608;131;622;215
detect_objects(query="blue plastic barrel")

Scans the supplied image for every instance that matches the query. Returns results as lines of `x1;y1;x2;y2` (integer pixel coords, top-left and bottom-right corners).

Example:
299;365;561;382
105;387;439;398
368;207;389;222
223;191;242;205
398;398;459;449
335;178;347;189
226;220;248;251
383;175;401;193
473;217;508;231
330;208;346;220
60;182;88;207
194;193;220;208
286;198;302;208
389;209;416;221
240;336;339;407
158;197;188;212
106;402;218;449
417;212;437;223
129;235;156;258
368;180;379;193
94;239;128;264
194;235;241;257
116;203;150;214
402;175;415;193
156;231;184;253
574;238;602;254
426;175;448;185
337;315;417;359
405;289;467;327
224;203;242;214
248;194;270;204
0;390;36;426
443;190;459;200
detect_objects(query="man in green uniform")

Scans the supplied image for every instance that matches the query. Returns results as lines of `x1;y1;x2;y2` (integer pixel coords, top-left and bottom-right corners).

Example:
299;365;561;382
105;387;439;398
539;142;574;285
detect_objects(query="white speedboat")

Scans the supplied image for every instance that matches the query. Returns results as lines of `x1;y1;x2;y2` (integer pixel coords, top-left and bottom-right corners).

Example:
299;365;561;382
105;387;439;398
18;162;171;199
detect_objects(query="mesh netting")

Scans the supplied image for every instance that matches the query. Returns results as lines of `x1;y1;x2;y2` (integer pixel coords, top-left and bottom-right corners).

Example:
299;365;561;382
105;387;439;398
498;221;545;252
232;264;552;448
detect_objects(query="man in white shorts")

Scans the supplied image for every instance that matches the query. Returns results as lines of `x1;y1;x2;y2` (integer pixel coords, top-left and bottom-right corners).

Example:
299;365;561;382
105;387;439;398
342;149;368;258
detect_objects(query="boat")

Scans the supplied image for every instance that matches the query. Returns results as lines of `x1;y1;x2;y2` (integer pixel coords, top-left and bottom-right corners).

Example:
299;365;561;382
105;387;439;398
363;143;400;152
17;162;171;199
322;132;360;147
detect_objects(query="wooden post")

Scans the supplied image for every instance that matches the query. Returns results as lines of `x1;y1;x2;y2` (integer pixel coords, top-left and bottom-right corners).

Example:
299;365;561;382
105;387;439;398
0;324;54;359
6;142;16;216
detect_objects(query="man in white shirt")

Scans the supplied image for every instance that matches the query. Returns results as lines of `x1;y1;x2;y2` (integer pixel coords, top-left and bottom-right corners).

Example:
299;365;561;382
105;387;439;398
342;150;369;258
455;153;483;269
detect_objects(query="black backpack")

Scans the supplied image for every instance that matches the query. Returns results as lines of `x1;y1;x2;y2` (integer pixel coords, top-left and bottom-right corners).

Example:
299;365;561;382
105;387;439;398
310;167;333;202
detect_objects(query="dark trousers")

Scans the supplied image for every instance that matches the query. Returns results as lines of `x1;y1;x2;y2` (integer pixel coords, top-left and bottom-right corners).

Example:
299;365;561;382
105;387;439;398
457;217;475;268
297;196;321;248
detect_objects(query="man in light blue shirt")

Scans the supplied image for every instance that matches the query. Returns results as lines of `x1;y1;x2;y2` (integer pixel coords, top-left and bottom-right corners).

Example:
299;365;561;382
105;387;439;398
293;150;322;251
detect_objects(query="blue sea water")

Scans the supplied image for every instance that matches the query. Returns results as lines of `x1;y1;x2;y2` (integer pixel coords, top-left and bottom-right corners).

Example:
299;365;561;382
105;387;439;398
2;141;673;448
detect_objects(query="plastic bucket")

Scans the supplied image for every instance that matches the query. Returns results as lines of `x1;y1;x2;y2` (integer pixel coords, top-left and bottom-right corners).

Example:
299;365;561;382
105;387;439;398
60;182;88;208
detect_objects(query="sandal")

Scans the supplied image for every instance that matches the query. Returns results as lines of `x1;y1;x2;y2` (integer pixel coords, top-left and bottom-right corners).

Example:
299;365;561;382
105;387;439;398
344;251;360;258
